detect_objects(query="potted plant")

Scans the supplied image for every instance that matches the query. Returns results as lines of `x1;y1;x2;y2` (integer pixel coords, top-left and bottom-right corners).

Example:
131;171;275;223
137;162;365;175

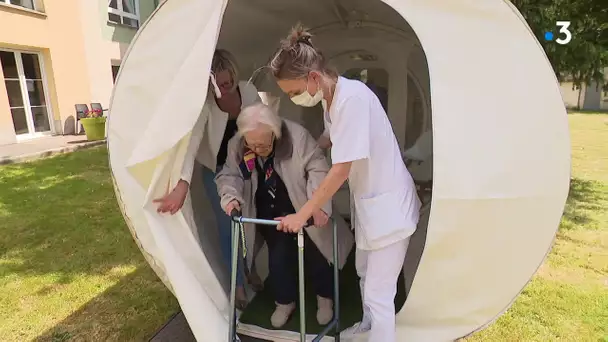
80;108;106;141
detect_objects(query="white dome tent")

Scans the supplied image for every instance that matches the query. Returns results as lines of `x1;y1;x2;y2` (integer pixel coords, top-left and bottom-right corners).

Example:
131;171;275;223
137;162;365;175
107;0;570;341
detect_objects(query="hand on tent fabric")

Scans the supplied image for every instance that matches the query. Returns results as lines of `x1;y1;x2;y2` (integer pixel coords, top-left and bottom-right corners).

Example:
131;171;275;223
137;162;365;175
153;179;189;215
275;213;308;233
225;200;241;216
312;209;329;227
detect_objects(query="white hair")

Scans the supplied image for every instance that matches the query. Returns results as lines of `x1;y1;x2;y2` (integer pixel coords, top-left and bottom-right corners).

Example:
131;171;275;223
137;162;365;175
237;102;283;138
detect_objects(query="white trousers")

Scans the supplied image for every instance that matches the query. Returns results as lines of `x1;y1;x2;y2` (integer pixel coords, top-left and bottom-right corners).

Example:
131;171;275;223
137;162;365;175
356;237;410;342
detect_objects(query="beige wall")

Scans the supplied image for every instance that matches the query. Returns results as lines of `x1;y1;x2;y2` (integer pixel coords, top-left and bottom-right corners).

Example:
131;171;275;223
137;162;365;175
0;0;157;144
79;0;117;109
560;68;608;111
0;1;92;141
0;60;15;145
560;82;608;111
559;82;583;109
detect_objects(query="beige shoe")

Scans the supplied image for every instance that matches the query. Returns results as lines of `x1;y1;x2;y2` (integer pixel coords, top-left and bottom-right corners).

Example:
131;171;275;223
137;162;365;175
316;296;334;325
270;302;296;328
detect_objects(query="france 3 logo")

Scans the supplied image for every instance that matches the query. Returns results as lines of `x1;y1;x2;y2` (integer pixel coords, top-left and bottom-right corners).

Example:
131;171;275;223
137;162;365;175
544;21;572;45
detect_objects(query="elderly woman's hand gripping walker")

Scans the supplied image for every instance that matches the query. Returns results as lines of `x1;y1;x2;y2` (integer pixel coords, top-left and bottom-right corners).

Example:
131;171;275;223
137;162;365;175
215;102;354;329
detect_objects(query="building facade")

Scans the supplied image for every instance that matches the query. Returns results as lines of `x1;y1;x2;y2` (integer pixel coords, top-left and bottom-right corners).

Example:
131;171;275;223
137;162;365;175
0;0;157;146
559;72;608;111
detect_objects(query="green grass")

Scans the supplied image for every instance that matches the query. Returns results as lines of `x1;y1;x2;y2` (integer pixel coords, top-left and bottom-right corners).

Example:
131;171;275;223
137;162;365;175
0;147;179;341
0;112;606;341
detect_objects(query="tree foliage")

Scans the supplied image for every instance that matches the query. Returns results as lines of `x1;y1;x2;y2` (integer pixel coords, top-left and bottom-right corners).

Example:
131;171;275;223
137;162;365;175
511;0;608;91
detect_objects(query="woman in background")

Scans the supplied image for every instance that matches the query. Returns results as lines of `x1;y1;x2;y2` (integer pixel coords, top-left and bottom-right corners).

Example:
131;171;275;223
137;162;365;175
153;49;262;309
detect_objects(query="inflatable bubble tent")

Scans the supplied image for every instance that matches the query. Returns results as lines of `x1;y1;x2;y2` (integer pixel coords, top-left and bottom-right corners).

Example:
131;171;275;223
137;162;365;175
107;0;571;341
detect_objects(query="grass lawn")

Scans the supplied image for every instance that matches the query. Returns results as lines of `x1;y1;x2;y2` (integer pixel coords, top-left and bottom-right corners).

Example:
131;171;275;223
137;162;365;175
0;113;606;341
0;148;179;341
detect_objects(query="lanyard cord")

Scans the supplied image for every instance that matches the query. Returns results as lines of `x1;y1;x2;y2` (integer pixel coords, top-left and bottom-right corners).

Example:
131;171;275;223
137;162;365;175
239;221;247;259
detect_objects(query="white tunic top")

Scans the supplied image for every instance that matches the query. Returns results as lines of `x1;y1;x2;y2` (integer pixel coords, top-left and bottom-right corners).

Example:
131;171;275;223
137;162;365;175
180;81;261;183
327;77;421;250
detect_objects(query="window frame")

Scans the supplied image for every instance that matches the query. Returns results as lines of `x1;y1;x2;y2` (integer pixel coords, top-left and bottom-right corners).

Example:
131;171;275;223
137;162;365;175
0;0;37;11
0;49;55;139
108;0;140;29
111;64;120;83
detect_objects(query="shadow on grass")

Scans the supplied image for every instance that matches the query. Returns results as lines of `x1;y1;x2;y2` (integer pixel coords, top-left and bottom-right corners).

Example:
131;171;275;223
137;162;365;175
0;147;136;284
34;267;178;342
560;177;607;231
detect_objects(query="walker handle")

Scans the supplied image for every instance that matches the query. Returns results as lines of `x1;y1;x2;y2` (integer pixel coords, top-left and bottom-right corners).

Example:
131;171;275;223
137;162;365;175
230;208;242;218
231;212;314;228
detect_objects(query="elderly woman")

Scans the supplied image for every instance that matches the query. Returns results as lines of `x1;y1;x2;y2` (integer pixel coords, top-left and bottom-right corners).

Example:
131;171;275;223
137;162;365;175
153;49;261;309
216;102;354;328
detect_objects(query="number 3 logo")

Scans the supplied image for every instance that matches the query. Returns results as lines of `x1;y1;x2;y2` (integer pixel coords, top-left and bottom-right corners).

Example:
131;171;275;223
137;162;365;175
556;21;572;45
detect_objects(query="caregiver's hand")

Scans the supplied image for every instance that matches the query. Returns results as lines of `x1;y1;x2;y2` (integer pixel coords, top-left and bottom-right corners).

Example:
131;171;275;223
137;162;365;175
312;209;329;227
275;213;309;233
153;179;189;215
225;200;241;216
317;135;332;149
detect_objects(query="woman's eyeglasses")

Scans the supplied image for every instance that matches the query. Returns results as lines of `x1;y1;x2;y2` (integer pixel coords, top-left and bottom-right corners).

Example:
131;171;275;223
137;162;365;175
244;135;274;151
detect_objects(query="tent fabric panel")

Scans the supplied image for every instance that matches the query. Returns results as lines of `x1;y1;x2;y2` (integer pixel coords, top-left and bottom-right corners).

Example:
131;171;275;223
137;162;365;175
108;1;232;341
387;0;569;339
107;0;570;341
399;196;562;340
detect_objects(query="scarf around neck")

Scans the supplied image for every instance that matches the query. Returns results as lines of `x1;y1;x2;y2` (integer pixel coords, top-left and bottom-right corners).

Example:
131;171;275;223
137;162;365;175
239;148;276;188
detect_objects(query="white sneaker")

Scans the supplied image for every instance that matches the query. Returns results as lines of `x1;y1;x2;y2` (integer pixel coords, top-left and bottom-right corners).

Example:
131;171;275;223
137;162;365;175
340;320;371;339
270;302;296;328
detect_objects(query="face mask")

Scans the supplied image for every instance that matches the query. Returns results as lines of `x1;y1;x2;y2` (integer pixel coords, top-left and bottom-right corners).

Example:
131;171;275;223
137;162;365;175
291;78;323;107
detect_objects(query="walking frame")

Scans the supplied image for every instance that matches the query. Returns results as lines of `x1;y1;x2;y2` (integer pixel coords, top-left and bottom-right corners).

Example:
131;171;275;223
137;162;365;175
228;210;341;342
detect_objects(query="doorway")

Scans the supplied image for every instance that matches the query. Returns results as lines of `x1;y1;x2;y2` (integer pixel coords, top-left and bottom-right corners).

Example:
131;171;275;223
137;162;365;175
405;73;427;149
343;68;389;112
0;50;53;139
183;0;433;337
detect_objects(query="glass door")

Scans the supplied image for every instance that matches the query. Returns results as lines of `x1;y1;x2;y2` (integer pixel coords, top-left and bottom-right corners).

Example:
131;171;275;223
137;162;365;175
0;50;52;138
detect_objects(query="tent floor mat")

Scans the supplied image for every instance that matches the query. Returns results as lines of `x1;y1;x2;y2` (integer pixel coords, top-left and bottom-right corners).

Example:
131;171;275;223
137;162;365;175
238;251;406;335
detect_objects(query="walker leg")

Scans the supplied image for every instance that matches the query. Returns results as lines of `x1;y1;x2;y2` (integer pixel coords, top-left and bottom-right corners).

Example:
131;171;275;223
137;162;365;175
333;220;340;341
229;219;240;342
312;219;341;342
297;230;306;342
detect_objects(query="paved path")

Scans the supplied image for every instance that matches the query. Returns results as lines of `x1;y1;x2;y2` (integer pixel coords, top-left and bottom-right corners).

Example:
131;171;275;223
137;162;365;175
149;312;267;342
0;135;105;165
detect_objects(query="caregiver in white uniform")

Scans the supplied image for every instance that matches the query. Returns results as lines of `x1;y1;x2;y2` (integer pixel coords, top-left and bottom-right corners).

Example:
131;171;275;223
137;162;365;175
269;25;421;342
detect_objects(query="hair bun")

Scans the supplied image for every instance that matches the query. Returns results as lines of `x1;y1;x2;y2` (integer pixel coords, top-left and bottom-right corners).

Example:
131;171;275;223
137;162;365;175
283;23;313;49
298;35;313;46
